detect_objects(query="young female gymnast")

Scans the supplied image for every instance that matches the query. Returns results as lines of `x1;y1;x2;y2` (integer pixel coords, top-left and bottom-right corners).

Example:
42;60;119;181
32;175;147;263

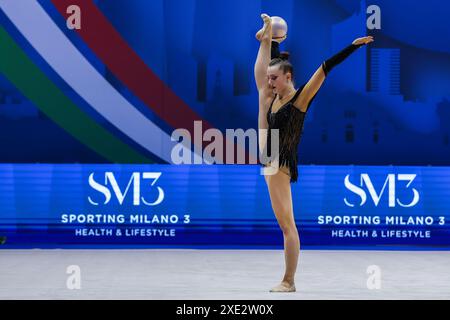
255;13;373;292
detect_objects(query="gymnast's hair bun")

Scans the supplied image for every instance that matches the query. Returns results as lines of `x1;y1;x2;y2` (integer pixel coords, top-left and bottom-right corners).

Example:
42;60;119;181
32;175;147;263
280;51;290;61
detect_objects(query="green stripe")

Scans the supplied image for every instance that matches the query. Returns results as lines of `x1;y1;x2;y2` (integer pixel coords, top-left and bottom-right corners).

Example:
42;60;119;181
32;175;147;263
0;27;153;163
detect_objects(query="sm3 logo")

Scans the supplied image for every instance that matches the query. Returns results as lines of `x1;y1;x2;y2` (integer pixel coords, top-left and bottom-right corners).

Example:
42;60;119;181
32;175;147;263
88;172;164;206
344;174;419;208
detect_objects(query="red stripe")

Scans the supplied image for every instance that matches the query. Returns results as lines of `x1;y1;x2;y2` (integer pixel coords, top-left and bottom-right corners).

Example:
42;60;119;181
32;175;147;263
51;0;255;164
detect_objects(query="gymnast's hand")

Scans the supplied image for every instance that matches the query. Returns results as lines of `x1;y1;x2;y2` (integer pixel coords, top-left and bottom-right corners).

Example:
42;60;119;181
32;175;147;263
273;34;287;43
352;36;374;46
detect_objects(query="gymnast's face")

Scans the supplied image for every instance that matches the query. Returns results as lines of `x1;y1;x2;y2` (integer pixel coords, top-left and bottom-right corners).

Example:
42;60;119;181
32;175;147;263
267;65;292;95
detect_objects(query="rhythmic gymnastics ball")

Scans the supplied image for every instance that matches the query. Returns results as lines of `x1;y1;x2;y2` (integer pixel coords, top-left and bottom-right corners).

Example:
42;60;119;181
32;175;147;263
271;16;288;40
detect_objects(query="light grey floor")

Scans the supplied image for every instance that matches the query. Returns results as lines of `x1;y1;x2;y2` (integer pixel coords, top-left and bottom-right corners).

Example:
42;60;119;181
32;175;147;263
0;249;449;300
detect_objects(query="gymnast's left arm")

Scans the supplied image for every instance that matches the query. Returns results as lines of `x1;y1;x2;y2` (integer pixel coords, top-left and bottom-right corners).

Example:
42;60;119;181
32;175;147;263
294;36;374;112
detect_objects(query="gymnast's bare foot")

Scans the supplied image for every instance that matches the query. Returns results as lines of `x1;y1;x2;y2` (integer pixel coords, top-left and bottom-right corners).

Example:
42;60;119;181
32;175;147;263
255;13;272;42
269;281;296;293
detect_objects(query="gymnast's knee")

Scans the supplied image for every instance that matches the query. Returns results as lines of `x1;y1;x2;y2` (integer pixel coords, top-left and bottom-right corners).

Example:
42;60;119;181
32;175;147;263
277;219;298;235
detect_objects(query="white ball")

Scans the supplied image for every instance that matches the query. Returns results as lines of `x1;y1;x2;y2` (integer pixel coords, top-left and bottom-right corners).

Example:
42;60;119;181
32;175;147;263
271;16;288;39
